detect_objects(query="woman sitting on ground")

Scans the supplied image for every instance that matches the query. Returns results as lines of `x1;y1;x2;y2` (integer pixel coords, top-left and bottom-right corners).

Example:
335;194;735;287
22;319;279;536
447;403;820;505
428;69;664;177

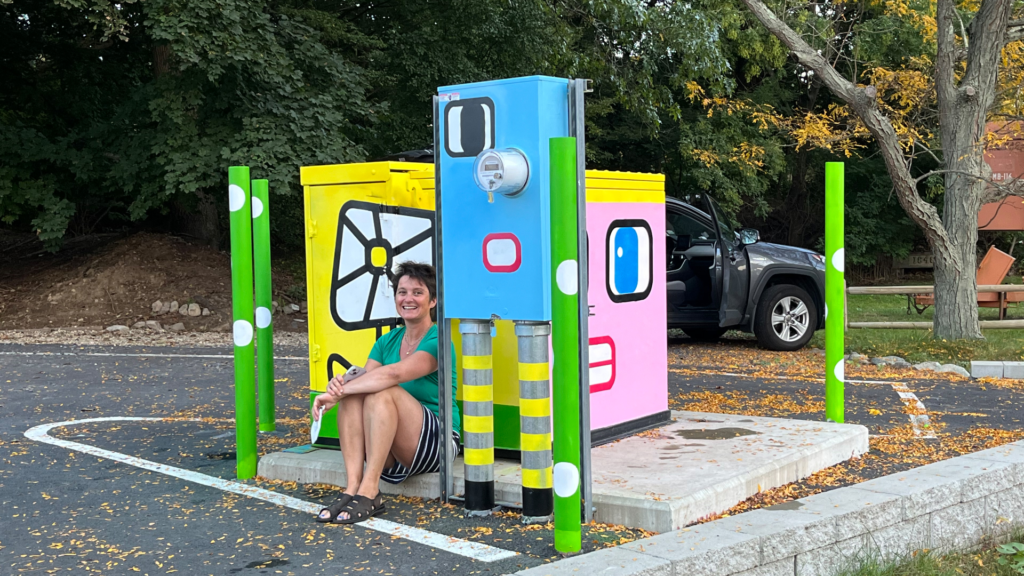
312;261;460;524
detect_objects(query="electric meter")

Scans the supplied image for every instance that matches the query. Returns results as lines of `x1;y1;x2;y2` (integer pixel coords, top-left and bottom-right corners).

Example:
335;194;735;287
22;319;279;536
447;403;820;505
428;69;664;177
473;148;530;198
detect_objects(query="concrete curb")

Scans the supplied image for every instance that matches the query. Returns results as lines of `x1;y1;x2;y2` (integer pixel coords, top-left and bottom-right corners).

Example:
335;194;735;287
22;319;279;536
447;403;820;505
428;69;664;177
513;440;1024;576
970;360;1024;379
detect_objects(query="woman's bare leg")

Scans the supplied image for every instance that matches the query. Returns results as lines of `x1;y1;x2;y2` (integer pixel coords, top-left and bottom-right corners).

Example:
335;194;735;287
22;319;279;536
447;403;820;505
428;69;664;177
318;393;368;520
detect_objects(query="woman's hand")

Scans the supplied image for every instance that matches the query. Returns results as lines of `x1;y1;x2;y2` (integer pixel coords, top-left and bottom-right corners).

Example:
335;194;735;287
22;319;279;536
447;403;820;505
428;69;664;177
326;375;346;399
312;392;338;420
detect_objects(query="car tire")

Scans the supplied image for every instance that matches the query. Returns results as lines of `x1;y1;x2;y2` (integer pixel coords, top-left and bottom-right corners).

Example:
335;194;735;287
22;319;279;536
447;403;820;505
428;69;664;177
753;284;817;351
682;327;728;341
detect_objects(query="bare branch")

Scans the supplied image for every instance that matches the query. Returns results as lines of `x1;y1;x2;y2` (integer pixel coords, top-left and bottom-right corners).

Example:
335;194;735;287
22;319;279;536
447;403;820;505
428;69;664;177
739;0;952;256
912;169;1019;205
1005;18;1024;44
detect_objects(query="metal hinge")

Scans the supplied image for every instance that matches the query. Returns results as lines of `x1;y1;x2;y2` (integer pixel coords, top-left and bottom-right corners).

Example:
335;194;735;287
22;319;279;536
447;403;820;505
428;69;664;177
307;220;317;238
310;344;320;362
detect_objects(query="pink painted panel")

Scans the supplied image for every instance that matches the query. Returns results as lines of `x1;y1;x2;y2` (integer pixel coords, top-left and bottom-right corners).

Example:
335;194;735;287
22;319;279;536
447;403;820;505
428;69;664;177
586;201;668;431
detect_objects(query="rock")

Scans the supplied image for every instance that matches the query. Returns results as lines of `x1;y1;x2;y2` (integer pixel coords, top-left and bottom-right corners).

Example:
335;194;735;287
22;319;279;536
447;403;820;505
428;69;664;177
202;308;210;316
849;352;864;361
937;364;970;378
300;300;308;312
283;305;295;315
913;361;941;371
809;348;826;356
168;323;185;332
179;304;188;315
145;320;164;331
161;301;172;314
132;321;147;329
187;303;201;317
871;355;909;367
290;303;301;312
169;301;179;313
151;300;163;313
106;325;129;332
212;321;231;332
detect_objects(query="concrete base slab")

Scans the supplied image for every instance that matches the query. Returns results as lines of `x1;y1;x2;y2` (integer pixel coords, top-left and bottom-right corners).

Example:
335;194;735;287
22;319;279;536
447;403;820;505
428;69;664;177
258;411;868;533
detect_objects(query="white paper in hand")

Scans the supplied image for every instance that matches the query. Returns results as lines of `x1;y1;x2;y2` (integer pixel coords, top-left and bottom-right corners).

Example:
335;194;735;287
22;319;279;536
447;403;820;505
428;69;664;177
310;405;325;445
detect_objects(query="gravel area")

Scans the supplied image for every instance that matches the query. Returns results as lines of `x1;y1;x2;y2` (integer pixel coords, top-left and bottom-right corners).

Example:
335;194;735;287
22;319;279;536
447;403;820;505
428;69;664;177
0;327;310;349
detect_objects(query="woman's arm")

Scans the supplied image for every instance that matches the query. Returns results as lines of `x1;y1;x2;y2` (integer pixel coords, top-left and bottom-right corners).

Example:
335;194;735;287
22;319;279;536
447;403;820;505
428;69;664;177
340;351;438;396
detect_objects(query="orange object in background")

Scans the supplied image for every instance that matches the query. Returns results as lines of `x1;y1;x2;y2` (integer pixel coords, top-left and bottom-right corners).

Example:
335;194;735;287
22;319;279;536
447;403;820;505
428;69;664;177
980;124;1024;231
914;246;1022;316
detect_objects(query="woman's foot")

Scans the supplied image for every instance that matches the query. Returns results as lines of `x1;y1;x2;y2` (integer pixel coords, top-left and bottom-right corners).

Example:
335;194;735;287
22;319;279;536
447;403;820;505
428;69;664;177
334;491;384;524
316;493;355;522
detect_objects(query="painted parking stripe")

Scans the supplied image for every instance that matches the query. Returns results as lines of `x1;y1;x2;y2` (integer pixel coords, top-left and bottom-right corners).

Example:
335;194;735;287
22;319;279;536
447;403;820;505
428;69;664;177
24;416;517;563
676;368;936;437
0;351;307;361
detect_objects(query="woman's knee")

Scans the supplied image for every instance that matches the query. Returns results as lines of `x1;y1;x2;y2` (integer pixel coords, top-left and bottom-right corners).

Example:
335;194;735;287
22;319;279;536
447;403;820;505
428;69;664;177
363;388;397;414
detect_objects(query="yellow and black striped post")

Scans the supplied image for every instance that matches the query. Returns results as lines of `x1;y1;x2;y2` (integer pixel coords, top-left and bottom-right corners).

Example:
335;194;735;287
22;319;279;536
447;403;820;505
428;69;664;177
460;319;495;513
515;321;553;521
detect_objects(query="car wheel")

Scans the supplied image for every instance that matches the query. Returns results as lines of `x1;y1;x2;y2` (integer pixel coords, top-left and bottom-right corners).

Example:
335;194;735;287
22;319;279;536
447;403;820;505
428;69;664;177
682;327;728;341
753;284;816;351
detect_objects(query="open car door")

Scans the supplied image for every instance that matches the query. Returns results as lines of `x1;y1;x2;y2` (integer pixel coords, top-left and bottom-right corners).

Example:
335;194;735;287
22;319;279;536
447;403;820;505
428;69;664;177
684;194;748;327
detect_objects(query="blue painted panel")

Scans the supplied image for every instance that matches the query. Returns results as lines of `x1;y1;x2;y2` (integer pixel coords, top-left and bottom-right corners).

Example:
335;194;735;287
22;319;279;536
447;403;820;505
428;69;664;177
612;227;639;295
438;76;569;321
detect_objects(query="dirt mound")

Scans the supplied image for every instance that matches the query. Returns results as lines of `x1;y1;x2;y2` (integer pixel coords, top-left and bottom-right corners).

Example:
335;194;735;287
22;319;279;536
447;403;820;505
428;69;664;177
0;232;306;332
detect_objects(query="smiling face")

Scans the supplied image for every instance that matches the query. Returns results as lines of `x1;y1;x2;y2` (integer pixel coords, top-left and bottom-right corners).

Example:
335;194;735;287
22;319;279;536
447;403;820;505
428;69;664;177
395;274;436;324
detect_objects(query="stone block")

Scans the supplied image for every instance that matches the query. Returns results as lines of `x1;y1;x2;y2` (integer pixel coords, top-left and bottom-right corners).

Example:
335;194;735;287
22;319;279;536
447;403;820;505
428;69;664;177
930;498;988;553
970;361;1004;379
985;487;1024;537
733;559;795;576
968;440;1024;466
792;487;903;541
955;456;1020;500
513;547;671;576
1005;362;1024;380
856;458;989;519
621;523;761;575
795;536;872;576
867;515;931;561
728;509;837;564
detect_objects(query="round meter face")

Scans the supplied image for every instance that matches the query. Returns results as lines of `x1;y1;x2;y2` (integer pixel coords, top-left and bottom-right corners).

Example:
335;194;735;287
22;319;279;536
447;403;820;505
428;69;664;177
472;148;529;198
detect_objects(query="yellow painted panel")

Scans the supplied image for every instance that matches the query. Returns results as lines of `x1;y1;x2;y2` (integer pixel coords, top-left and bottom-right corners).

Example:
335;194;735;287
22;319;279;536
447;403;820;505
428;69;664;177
453;319;520;407
522;468;553;489
301;161;432;187
586;188;665;204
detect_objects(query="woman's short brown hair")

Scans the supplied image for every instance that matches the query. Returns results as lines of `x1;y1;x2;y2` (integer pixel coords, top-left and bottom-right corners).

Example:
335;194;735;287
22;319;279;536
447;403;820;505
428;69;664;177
392;261;437;321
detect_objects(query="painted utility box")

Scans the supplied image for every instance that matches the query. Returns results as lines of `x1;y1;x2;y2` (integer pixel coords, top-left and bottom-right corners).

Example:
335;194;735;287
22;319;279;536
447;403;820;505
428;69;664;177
301;159;667;448
438;76;570;321
300;162;436;445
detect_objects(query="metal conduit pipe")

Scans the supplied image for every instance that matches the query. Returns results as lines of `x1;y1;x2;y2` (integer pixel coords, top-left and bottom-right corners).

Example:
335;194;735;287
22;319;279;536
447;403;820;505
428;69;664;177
459;319;495;513
514;320;554;522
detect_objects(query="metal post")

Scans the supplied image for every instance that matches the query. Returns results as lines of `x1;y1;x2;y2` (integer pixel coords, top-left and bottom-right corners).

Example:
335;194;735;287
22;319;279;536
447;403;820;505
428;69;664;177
251;179;275;432
514;320;553;522
433;95;455;503
568;77;593;524
228;166;257;479
460;319;495;514
825;162;845;423
550;137;582;553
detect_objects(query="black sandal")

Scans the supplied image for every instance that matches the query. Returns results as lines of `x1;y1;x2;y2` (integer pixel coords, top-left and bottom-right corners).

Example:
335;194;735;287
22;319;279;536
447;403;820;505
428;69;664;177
316;494;354;523
333;493;385;525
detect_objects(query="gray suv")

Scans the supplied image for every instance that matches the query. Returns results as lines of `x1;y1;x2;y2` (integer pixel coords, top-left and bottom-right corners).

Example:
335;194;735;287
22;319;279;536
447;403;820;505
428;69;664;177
667;195;826;351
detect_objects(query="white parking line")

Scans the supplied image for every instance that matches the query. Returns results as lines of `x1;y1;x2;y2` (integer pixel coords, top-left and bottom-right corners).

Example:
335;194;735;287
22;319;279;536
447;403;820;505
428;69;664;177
681;369;936;437
0;351;307;360
24;416;517;563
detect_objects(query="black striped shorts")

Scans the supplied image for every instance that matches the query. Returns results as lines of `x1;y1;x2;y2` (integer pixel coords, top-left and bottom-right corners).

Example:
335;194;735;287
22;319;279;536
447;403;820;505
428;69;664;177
380;404;461;485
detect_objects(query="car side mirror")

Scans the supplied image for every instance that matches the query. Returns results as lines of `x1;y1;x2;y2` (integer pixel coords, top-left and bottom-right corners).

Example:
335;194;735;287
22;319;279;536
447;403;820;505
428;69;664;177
739;228;760;245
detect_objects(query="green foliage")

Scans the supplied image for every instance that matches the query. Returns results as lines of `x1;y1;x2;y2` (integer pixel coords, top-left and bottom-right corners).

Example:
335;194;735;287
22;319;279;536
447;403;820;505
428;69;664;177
997;542;1024;574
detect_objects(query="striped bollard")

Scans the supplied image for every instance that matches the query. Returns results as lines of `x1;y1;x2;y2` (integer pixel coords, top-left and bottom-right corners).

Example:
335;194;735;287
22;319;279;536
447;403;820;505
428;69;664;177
228;166;257;479
460;319;495;514
251;179;275;432
514;320;553;522
549;137;582;553
825;162;845;423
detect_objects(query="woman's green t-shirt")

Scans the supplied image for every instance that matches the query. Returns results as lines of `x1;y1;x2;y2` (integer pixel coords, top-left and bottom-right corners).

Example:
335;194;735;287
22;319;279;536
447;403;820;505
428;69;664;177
367;324;460;433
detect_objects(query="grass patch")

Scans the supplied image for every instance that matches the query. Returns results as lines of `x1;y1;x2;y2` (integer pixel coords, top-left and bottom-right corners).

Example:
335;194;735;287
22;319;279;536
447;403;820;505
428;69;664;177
807;293;1024;364
833;530;1024;576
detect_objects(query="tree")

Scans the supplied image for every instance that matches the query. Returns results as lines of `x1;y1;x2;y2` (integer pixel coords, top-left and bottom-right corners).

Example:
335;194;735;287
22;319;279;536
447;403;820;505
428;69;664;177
738;0;1024;339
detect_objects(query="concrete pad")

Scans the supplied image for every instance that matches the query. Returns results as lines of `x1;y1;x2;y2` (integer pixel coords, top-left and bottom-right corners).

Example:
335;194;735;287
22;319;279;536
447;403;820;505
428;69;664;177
514;547;672;576
259;410;868;533
970;361;1004;379
1005;362;1024;379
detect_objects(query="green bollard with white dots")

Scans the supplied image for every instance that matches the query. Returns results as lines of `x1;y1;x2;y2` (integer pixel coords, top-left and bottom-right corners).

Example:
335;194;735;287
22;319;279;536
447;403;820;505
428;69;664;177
228;166;258;479
549;137;582;553
825;162;845;423
251;179;275;433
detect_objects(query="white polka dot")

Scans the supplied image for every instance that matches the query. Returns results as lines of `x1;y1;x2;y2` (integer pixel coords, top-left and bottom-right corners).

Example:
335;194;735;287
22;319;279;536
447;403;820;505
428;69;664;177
617;247;623;257
833;358;845;383
555;260;578;296
233;320;254;347
251;196;264;219
553;462;579;498
831;248;845;273
255;307;272;329
824;303;828;320
229;184;246;212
